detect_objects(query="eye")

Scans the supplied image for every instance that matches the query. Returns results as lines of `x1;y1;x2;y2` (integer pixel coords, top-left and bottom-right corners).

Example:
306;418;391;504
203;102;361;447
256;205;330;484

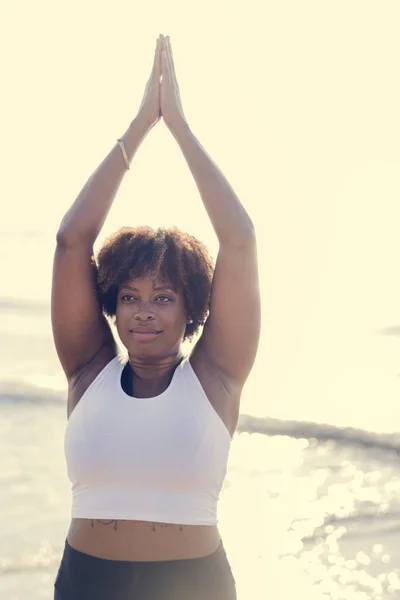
121;294;136;302
156;295;172;303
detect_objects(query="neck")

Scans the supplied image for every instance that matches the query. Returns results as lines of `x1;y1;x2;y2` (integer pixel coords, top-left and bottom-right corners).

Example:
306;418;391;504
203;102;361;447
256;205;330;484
128;351;184;380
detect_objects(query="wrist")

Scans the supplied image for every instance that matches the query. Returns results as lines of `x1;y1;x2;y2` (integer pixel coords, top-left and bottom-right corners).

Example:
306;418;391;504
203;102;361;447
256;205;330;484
168;118;191;141
119;116;153;162
130;114;154;136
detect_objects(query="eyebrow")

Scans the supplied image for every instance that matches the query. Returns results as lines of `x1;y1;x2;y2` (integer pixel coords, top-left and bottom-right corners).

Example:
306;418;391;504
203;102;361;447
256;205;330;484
120;284;176;292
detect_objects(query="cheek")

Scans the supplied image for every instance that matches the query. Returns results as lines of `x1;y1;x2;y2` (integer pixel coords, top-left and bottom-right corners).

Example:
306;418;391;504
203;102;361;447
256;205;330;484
158;307;186;332
114;305;128;332
170;304;187;324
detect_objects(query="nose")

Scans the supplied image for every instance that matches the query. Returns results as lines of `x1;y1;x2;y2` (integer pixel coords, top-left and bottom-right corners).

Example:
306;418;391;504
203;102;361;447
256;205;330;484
135;312;155;321
134;302;156;321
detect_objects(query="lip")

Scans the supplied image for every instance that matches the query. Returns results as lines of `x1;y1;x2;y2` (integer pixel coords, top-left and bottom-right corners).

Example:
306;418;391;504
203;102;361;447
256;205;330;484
130;330;161;342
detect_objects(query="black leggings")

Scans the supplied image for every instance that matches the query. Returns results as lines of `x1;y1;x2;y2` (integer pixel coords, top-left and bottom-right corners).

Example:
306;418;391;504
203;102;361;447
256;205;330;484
54;539;236;600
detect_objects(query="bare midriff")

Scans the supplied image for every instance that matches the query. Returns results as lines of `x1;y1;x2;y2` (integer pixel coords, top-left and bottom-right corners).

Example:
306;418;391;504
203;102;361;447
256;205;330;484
67;518;222;561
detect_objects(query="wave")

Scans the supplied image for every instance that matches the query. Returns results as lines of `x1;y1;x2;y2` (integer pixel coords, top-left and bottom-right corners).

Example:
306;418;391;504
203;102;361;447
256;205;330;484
297;510;400;547
0;554;61;575
0;538;64;574
0;381;64;404
237;413;400;454
1;381;400;455
0;295;49;314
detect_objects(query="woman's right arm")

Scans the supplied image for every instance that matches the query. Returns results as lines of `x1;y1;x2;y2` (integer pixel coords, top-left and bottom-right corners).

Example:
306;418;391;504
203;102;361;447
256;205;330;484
52;116;151;379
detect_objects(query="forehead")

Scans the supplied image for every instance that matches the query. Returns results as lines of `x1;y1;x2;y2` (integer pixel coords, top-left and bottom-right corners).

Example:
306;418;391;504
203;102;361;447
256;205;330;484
121;274;176;291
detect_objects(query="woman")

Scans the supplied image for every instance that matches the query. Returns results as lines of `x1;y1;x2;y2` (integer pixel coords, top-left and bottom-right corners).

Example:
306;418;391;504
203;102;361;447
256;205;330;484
52;34;260;600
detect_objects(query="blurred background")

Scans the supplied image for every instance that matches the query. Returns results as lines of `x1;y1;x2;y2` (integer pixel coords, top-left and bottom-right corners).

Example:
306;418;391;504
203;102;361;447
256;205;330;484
1;1;400;598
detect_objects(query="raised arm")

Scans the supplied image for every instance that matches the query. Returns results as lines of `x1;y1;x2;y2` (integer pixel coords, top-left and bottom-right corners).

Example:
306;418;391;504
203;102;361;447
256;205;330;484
161;37;261;387
52;36;163;379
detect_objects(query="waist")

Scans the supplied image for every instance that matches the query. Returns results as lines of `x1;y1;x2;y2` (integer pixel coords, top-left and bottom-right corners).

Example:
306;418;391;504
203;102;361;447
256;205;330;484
68;518;221;561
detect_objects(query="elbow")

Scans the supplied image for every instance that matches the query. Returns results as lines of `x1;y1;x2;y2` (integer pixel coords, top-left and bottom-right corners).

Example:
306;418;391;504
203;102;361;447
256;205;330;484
56;226;76;248
55;228;69;247
220;220;256;249
56;214;75;246
55;227;94;250
245;218;256;237
56;213;98;248
239;224;257;249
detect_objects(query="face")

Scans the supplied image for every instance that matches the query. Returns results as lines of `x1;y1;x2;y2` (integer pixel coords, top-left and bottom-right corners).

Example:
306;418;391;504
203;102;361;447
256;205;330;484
115;274;188;357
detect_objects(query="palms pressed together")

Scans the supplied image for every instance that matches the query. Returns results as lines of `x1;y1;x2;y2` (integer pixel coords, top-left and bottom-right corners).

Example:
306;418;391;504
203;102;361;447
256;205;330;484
138;34;187;132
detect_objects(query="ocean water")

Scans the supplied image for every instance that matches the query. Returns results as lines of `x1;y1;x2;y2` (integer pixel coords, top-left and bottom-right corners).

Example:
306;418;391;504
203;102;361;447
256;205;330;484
2;232;400;600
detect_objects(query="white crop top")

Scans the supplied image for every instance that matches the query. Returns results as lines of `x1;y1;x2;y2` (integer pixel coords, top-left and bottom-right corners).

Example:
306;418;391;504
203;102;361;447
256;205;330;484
64;354;232;526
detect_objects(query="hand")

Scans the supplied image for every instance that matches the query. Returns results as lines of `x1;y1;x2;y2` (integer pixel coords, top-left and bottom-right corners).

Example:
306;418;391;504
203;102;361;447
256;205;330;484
136;35;162;129
160;36;188;132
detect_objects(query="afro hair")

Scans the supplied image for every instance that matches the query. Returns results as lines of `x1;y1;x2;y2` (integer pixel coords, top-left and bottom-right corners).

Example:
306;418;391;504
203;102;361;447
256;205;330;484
94;226;215;341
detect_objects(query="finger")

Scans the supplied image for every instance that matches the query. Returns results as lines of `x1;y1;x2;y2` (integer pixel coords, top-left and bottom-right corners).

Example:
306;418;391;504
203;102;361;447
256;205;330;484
161;39;172;81
152;37;161;77
155;37;162;78
166;37;178;84
164;38;174;84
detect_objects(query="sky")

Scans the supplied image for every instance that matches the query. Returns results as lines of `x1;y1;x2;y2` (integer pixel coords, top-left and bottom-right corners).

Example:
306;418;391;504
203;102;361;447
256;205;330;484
1;1;400;429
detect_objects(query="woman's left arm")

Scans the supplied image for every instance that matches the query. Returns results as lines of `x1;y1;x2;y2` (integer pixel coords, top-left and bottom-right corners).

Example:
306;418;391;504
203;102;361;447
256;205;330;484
162;35;261;387
173;121;261;387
